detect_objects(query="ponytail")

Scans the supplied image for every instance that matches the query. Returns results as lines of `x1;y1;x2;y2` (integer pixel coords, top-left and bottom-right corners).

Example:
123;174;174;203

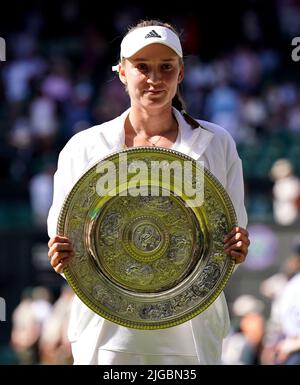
172;89;200;129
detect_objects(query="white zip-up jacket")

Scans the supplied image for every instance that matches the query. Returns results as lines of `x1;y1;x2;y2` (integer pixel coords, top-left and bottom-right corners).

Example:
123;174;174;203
47;108;248;364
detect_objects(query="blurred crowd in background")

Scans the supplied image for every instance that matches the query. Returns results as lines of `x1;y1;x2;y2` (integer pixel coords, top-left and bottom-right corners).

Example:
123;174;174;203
0;0;300;365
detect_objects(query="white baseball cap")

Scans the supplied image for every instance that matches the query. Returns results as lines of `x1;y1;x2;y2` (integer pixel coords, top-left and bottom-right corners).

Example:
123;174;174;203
117;26;182;62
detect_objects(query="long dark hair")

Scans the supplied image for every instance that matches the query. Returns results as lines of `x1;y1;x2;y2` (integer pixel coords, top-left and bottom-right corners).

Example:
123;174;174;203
123;19;200;129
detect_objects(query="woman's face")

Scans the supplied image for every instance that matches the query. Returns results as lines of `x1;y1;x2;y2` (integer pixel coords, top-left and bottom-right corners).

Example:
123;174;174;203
119;43;184;111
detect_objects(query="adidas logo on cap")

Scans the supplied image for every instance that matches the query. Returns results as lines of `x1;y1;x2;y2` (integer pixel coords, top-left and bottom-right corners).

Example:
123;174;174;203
144;30;162;39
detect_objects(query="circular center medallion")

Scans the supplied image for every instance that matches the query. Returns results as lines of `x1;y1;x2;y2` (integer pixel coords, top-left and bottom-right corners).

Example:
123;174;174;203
133;223;161;252
122;216;169;263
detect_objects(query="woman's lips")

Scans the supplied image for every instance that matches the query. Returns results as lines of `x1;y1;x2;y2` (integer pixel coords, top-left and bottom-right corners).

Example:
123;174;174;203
145;90;164;94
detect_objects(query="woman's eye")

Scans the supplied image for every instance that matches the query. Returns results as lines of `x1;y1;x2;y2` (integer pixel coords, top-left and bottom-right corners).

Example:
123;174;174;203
162;63;172;70
137;63;148;72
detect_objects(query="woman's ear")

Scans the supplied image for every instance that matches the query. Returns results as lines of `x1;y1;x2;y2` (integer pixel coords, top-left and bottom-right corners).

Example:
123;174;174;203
178;65;184;84
118;65;127;85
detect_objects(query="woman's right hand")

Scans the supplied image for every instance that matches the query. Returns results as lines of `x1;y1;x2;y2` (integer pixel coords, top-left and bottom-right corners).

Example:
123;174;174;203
48;235;74;274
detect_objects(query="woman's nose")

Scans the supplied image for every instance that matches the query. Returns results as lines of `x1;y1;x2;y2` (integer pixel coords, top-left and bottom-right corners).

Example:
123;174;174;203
147;69;161;83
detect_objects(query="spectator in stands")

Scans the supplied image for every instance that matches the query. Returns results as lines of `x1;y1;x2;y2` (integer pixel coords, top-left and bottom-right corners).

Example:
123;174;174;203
222;294;265;365
260;239;300;364
39;285;73;365
29;163;55;227
275;239;300;364
270;158;300;226
10;288;41;365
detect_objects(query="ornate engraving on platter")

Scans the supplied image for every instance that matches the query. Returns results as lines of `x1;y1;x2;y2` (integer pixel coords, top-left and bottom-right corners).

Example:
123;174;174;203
133;223;161;252
87;194;200;293
58;147;237;329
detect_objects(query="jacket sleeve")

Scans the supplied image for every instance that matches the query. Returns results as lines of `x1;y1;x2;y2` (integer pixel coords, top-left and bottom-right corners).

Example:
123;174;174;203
225;142;248;276
226;148;248;229
47;143;75;238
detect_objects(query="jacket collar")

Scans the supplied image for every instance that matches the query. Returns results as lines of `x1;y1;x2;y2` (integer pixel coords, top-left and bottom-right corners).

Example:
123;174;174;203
172;108;214;161
98;107;214;160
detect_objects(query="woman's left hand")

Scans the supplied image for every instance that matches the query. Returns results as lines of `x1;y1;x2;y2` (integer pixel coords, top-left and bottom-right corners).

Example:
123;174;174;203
224;226;250;264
